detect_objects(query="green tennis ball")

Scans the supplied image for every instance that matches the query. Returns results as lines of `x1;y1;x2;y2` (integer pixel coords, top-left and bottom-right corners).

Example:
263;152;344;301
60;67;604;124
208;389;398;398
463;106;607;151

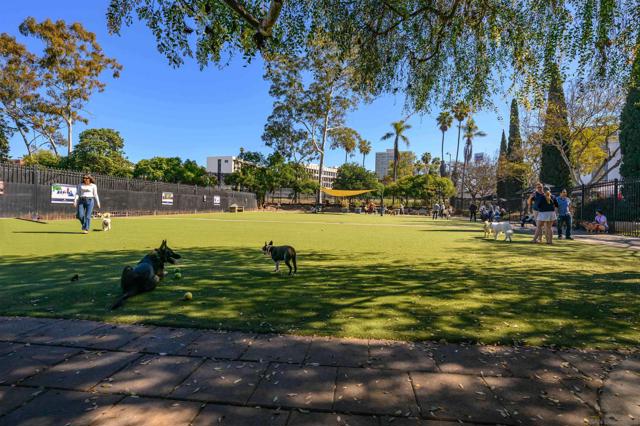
183;292;192;301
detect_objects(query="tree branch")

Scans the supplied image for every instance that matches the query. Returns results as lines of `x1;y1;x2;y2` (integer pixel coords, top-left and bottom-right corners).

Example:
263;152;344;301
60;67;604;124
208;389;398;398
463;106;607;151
219;0;261;29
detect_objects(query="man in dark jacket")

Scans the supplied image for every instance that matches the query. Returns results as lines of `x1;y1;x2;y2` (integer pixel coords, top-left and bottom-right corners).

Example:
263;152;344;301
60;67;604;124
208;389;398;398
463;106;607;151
469;203;478;222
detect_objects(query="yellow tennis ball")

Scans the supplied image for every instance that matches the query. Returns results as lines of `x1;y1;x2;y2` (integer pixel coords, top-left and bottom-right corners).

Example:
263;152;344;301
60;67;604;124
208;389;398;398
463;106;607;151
183;292;193;301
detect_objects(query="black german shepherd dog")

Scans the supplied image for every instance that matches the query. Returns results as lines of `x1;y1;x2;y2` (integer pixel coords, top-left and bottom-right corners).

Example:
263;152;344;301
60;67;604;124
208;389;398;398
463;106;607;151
111;240;181;310
262;241;297;275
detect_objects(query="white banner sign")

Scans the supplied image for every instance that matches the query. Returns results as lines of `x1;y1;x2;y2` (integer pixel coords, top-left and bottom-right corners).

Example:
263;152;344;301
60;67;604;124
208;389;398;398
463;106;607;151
213;195;221;205
162;192;174;206
51;184;77;204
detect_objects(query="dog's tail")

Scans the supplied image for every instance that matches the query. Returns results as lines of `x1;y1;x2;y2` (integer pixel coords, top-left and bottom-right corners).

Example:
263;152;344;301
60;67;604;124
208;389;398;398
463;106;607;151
110;292;131;310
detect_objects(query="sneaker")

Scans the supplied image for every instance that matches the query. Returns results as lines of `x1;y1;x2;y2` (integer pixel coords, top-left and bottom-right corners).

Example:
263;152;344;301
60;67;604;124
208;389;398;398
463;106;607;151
82;230;88;234
566;236;573;240
557;235;563;240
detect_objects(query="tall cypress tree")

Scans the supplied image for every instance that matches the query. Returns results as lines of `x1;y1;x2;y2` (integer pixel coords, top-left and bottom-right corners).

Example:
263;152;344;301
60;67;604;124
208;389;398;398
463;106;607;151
496;130;508;199
620;52;640;180
0;124;9;162
540;64;573;191
505;99;525;197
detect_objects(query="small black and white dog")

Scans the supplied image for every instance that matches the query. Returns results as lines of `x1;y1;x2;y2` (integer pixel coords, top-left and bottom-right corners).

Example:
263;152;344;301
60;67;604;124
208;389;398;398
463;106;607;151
262;241;297;275
111;240;181;309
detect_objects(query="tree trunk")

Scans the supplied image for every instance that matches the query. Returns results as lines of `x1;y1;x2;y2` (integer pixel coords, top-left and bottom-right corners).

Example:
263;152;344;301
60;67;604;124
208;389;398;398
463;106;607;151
393;135;399;182
316;117;329;207
66;119;73;155
440;130;446;176
362;153;366;168
345;150;348;164
453;122;462;182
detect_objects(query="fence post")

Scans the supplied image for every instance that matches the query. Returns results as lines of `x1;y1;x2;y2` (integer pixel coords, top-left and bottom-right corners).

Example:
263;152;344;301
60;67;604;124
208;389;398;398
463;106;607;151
32;167;39;219
612;178;618;234
580;184;585;223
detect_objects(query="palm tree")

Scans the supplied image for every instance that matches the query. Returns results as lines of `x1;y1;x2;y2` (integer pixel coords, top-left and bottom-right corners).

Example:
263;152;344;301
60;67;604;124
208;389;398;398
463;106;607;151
358;139;372;168
436;111;453;177
459;117;486;201
381;120;411;182
451;102;470;184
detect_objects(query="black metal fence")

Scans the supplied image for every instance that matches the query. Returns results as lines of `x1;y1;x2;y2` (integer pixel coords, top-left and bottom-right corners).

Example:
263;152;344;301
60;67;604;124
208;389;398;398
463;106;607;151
502;178;640;237
0;163;257;219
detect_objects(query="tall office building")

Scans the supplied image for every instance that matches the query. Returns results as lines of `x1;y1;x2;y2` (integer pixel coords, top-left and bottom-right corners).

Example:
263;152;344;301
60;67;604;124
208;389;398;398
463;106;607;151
375;149;413;180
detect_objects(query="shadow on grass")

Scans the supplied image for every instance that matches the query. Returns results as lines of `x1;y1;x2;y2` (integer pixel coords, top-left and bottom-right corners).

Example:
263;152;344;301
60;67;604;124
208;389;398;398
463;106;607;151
0;244;638;349
12;231;83;235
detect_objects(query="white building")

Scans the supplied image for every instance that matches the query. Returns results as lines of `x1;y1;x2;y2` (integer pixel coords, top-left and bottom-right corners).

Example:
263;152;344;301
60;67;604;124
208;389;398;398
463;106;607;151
375;149;413;180
304;163;339;188
474;152;487;163
206;155;338;188
580;132;622;184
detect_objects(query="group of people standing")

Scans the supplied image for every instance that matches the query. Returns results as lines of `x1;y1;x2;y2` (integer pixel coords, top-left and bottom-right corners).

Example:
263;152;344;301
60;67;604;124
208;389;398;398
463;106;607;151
469;203;504;222
527;183;568;244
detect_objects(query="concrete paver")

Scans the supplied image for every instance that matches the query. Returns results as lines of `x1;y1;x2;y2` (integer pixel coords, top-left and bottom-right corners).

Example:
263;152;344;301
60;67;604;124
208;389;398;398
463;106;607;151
170;359;266;404
191;404;289;426
0;386;37;417
248;363;338;410
368;340;436;372
306;336;369;367
334;367;419;416
120;326;202;355
99;354;202;397
600;357;640;426
241;334;310;363
411;372;507;424
179;330;253;359
17;319;104;346
0;344;81;384
90;396;201;426
0;317;637;426
23;350;140;390
0;389;121;426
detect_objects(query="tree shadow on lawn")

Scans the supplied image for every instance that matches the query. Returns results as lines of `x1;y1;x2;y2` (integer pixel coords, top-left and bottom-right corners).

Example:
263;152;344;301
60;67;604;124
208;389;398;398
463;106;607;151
0;244;638;349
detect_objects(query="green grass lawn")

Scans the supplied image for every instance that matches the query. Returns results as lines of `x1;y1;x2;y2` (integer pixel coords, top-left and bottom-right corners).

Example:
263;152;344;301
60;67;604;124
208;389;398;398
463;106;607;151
1;212;639;349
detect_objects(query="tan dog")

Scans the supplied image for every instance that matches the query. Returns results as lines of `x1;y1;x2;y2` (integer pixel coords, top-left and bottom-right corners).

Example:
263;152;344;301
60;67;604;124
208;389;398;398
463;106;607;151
483;220;493;238
101;213;112;231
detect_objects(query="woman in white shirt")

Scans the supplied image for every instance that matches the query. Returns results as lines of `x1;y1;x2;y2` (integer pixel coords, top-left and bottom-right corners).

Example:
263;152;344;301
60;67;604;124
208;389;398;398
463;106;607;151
73;174;101;234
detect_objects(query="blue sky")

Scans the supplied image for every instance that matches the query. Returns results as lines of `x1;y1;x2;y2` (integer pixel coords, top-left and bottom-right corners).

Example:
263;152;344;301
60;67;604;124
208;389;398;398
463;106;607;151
2;0;513;171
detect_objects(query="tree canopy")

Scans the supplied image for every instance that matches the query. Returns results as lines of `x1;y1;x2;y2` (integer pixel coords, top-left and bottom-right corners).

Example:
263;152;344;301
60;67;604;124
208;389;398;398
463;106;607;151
107;1;640;110
333;163;378;191
67;128;132;177
620;52;640;180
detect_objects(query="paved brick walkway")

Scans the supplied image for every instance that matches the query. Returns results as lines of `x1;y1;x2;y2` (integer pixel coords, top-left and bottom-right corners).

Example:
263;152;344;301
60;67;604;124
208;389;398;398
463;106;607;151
0;317;638;426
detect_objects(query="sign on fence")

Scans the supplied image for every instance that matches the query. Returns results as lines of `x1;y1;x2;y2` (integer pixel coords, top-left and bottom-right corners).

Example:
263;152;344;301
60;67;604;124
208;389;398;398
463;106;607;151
51;184;77;204
0;181;3;196
213;195;220;205
162;192;174;206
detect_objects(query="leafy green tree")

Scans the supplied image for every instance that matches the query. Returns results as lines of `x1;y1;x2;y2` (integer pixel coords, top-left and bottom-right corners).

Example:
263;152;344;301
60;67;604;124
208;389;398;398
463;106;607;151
67;129;132;177
262;34;363;205
381;120;411;182
620;52;640;180
358;139;372;168
505;99;526;197
19;18;121;154
384;151;416;182
437;111;453;176
21;149;61;168
106;0;640;110
540;64;572;191
329;127;361;164
0;34;63;156
133;156;215;186
333;163;378;191
496;130;508;199
0;121;9;161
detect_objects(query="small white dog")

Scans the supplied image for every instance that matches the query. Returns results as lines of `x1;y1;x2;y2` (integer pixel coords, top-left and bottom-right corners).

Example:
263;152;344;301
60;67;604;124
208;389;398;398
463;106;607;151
101;213;112;232
490;221;514;242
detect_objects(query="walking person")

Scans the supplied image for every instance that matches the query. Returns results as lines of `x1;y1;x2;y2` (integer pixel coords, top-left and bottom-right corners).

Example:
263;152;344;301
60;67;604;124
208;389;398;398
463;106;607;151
74;174;101;234
534;188;556;244
432;202;440;220
469;202;477;222
528;183;546;243
556;189;573;240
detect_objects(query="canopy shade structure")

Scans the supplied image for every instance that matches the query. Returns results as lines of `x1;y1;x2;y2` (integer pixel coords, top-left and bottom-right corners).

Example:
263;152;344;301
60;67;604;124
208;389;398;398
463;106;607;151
320;188;374;197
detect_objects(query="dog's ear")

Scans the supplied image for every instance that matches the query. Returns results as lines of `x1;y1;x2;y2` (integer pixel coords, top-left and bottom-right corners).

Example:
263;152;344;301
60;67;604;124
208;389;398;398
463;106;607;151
160;240;166;249
269;240;273;245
